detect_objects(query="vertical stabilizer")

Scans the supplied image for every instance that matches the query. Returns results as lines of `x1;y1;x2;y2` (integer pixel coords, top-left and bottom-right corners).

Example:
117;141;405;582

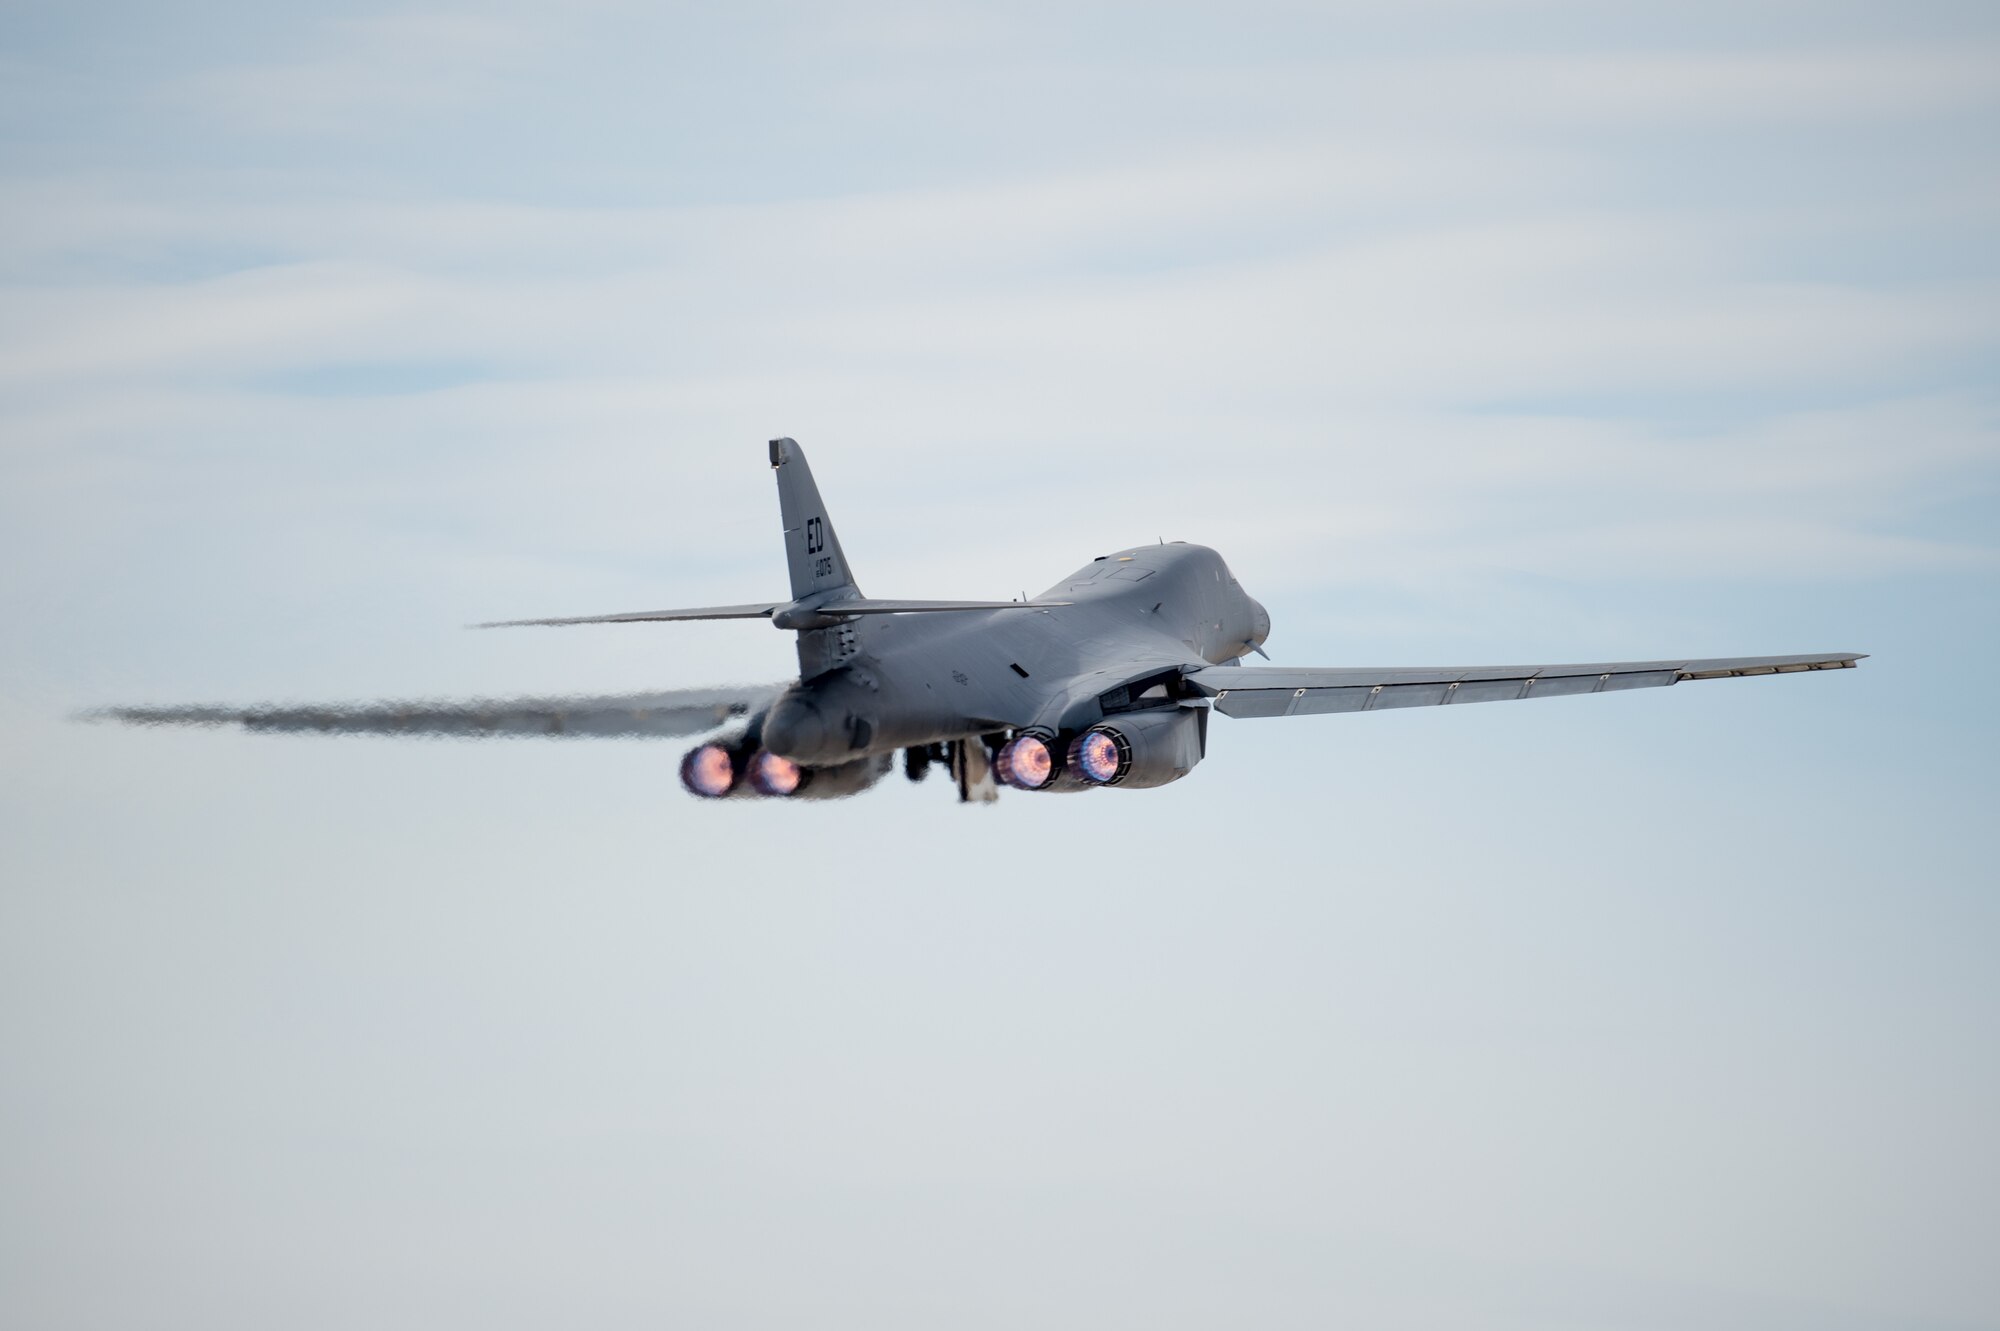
770;437;860;600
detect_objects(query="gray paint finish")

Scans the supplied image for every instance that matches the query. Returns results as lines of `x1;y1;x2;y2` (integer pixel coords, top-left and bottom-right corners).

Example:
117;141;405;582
93;440;1865;801
1192;655;1859;720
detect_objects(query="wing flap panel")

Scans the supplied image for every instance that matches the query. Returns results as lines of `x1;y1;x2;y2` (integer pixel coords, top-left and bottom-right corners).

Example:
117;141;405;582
1600;670;1680;692
1293;688;1368;716
1217;688;1297;718
1450;678;1531;704
1526;674;1601;698
1374;682;1452;709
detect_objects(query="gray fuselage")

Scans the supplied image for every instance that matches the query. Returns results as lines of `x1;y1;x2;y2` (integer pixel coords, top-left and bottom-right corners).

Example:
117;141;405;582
759;542;1268;764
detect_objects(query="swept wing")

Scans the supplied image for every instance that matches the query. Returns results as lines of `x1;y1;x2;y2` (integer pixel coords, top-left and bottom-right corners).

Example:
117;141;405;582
1188;653;1863;718
89;685;783;739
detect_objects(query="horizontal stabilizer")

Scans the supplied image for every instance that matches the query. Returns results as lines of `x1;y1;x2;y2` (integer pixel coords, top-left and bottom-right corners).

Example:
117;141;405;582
820;598;1070;616
475;603;782;629
476;598;1068;628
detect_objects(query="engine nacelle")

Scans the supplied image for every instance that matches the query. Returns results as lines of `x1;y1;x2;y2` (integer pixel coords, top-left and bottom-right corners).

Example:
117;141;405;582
679;740;891;801
786;753;894;800
760;673;881;765
1067;707;1205;789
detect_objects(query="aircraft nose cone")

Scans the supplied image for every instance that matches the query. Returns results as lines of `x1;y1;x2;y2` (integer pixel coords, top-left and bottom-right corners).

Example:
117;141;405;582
1249;598;1271;647
761;695;830;762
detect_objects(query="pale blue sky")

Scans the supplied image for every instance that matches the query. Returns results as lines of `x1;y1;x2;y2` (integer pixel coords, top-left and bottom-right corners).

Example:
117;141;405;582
2;4;1996;1329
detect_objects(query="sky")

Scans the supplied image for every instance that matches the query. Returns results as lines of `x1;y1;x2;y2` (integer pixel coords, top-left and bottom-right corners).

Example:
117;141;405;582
2;2;1997;1328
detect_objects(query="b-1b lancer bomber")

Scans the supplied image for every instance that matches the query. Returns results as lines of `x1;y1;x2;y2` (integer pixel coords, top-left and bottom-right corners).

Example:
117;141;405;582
103;438;1865;804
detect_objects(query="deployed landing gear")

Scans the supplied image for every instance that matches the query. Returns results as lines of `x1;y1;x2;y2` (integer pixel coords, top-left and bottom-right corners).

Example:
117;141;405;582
950;737;1000;804
904;744;936;783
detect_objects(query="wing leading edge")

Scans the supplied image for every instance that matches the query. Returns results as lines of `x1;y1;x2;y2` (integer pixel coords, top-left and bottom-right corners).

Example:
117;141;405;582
1187;653;1863;719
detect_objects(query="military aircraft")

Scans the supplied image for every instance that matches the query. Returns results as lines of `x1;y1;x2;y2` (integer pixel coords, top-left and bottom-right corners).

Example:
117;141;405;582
101;437;1864;803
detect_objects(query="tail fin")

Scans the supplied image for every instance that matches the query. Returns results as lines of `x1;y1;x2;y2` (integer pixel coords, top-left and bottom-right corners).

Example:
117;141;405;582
770;437;861;600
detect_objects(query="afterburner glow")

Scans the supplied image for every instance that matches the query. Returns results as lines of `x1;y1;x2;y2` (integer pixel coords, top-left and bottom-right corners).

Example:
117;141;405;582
679;742;737;798
995;734;1056;789
1071;729;1123;784
749;750;805;796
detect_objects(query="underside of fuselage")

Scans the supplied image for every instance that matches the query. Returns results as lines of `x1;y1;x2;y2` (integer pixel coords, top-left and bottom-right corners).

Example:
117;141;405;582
679;541;1270;804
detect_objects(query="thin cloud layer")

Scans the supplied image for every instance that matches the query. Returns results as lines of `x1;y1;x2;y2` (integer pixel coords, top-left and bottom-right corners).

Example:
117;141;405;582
2;9;1998;1330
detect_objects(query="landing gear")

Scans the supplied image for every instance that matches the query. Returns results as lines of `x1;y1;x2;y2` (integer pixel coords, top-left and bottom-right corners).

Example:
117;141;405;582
950;737;1000;804
904;744;931;782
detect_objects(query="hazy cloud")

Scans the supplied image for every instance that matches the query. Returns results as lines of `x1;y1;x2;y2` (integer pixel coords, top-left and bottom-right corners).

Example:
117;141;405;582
2;7;1996;1329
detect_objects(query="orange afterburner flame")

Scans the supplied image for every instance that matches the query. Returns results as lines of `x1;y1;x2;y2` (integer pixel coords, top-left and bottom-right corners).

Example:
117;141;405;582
680;742;737;798
749;750;805;796
1071;729;1123;784
995;733;1056;789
